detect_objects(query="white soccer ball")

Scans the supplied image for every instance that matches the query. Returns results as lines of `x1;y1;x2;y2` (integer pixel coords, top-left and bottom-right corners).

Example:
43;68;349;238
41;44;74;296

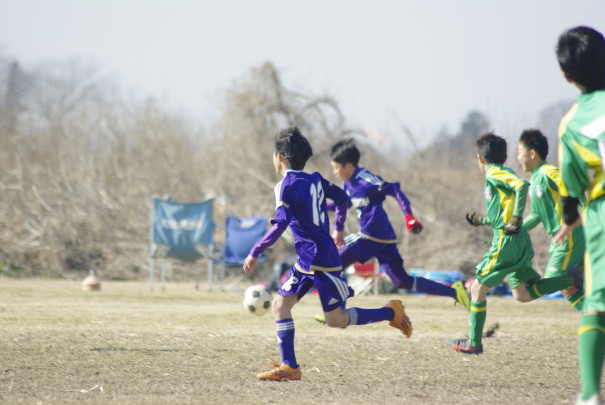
243;284;273;316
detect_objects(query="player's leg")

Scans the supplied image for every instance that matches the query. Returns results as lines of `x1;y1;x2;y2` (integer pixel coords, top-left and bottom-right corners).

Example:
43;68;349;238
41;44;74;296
545;227;586;311
448;279;489;354
380;247;469;309
338;241;364;269
578;201;605;402
316;270;412;337
520;269;580;301
257;269;312;381
449;235;514;354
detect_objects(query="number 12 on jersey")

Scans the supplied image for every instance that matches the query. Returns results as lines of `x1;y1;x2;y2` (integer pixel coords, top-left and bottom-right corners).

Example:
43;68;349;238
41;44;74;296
310;182;325;226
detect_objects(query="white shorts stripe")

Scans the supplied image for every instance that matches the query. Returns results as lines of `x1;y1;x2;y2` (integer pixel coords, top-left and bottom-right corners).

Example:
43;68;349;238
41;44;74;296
324;271;348;301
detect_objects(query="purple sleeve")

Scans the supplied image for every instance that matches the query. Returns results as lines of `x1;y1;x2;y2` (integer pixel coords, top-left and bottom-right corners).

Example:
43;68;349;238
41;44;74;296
381;181;412;217
325;200;336;211
323;180;349;231
333;200;347;231
250;222;287;258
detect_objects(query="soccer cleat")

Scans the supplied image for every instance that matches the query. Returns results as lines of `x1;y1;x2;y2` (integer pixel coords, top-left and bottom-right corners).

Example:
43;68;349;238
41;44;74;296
447;338;483;354
451;281;471;311
314;314;326;324
257;360;302;381
385;299;412;338
567;265;585;290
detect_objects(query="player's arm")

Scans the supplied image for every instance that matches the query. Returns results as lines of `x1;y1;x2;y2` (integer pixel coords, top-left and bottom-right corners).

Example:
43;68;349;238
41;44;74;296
324;180;349;246
381;181;423;234
504;178;529;235
244;188;292;274
522;200;540;231
553;133;587;245
465;212;491;226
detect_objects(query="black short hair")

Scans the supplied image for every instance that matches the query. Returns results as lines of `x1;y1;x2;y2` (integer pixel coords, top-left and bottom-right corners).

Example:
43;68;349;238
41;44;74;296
557;26;605;88
274;126;313;170
329;138;360;167
519;129;548;160
476;132;507;164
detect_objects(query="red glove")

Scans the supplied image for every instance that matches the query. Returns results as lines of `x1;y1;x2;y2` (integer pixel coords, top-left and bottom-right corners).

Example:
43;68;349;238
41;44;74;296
405;214;423;234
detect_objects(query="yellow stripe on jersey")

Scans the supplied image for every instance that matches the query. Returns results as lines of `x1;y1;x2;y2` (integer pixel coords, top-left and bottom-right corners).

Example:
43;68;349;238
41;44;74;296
571;140;605;202
558;103;579;138
487;166;525;224
497;188;515;224
277;201;290;209
558;103;579;198
584;247;593;295
540;164;563;220
480;230;504;276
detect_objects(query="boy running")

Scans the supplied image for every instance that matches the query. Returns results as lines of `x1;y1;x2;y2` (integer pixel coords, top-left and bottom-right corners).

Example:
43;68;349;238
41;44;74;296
448;132;582;354
517;129;585;311
328;139;470;310
243;126;412;381
553;26;605;405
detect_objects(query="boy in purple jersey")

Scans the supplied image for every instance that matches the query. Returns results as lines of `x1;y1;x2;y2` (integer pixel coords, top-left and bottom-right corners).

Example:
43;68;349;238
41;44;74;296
243;126;412;381
327;139;470;310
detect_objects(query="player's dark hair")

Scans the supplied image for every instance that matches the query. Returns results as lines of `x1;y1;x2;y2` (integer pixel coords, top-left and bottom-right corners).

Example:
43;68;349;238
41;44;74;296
557;26;605;88
274;126;313;170
329;138;360;167
519;129;548;160
476;132;507;164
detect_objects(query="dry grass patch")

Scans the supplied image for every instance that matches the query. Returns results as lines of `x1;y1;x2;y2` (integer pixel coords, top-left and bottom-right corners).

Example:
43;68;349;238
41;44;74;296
0;279;590;404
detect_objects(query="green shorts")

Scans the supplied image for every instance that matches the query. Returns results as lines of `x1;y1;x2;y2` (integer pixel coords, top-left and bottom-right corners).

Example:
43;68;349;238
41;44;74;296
475;229;540;289
544;226;585;277
583;196;605;312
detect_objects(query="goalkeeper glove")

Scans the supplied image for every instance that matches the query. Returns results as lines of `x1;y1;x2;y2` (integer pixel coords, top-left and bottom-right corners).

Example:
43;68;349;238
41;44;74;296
405;214;423;234
504;216;522;235
465;212;483;226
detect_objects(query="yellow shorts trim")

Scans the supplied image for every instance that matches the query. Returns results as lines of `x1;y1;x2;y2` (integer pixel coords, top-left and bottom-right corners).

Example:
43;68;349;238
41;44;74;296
294;262;341;274
358;232;397;244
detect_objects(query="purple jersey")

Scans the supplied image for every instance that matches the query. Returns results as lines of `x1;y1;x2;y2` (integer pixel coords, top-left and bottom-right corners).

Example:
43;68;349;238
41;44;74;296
251;170;348;274
344;167;412;243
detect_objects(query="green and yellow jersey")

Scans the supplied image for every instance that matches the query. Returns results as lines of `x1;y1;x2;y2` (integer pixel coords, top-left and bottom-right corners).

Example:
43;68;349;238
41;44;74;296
479;164;529;229
523;161;563;235
558;90;605;205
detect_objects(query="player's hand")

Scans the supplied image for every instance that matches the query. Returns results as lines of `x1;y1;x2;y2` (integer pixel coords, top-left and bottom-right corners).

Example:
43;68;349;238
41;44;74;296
554;217;582;245
405;214;423;234
503;216;522;235
465;212;483;226
243;255;258;274
332;230;344;248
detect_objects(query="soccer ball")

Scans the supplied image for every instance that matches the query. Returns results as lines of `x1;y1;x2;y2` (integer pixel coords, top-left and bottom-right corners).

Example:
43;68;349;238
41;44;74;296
243;284;272;316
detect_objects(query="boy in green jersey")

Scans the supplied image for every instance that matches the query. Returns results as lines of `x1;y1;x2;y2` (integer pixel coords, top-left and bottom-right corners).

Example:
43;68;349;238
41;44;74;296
517;129;585;311
553;26;605;405
448;133;581;355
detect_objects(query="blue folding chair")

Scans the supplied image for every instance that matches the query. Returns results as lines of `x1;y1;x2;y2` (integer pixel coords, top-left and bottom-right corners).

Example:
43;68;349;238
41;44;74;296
150;196;216;291
221;215;268;290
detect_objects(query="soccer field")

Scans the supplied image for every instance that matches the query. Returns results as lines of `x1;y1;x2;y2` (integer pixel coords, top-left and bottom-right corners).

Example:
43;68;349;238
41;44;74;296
0;279;590;404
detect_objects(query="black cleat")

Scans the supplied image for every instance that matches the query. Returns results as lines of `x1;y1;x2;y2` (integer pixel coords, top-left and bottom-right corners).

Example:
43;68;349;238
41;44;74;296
447;338;483;354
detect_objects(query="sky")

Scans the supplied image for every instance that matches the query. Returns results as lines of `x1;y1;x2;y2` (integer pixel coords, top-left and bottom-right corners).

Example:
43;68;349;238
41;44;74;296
1;0;605;146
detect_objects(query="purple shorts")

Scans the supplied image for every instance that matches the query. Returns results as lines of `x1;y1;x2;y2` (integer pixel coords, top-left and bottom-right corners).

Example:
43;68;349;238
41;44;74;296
339;234;409;288
278;267;354;312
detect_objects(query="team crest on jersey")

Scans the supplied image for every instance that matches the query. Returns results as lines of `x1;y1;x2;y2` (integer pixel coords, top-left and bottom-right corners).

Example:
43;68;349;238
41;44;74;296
484;187;492;201
535;185;543;198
